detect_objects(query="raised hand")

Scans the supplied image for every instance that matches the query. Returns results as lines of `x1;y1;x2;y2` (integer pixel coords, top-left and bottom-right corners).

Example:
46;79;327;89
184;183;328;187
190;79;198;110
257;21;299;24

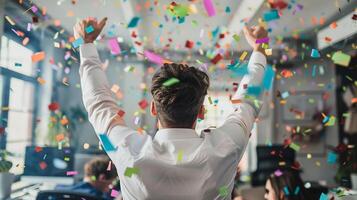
243;26;268;54
73;17;107;44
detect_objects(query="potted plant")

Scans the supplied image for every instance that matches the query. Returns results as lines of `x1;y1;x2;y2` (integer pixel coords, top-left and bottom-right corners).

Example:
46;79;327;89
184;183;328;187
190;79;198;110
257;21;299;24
0;150;15;199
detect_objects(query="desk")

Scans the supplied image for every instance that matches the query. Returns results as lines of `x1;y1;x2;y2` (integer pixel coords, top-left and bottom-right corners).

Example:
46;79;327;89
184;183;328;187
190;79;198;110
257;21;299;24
7;182;57;200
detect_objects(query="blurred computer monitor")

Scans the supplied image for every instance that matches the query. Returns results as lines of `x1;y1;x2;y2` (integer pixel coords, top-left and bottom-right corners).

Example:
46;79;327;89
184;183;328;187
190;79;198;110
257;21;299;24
21;146;74;185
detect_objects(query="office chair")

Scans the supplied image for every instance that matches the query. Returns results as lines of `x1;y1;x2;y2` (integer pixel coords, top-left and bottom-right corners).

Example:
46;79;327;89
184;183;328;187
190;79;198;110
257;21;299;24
36;190;105;200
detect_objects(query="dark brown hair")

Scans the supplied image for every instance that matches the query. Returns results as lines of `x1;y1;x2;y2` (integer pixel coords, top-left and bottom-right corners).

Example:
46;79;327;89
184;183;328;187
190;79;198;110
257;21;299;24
268;171;312;200
151;63;209;128
84;157;117;180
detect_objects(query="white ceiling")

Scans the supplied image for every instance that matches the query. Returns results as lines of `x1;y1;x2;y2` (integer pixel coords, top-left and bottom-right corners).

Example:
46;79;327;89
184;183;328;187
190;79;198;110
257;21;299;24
32;0;355;52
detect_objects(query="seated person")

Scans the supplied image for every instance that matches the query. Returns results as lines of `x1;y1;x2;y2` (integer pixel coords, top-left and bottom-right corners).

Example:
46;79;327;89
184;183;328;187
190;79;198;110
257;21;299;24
57;157;118;200
264;170;312;200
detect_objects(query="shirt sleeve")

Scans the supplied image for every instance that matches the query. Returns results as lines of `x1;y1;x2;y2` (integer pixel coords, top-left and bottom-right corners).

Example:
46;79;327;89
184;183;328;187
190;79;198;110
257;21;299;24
216;51;267;145
79;43;126;135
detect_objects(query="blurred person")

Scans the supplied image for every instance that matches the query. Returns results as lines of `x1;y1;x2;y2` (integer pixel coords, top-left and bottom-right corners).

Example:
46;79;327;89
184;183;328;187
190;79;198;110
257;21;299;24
57;157;118;200
264;170;312;200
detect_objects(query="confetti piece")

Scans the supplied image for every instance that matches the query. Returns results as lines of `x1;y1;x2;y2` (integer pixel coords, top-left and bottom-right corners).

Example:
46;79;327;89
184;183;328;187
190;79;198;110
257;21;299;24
127;17;140;28
85;25;94;33
283;186;290;195
163;78;180;87
203;0;216;17
66;171;78;176
111;189;119;197
32;51;45;62
247;86;262;97
177;150;183;162
185;40;194;49
37;77;46;85
124;167;140;177
144;50;163;65
240;51;248;60
14;63;22;67
22;37;30;46
289;142;300;152
218;186;228;197
327;151;337;164
5;16;15;25
256;37;269;44
274;169;283;177
108;38;121;55
98;134;117;152
263;9;280;22
211;53;223;64
72;37;84;48
294;186;300;195
138;99;148;109
329;21;337;29
332;51;351;67
31;5;38;13
117;110;126;118
311;49;320;58
232;34;240;42
319;193;328;200
325;115;336;126
265;49;272;56
262;66;275;90
281;91;289;99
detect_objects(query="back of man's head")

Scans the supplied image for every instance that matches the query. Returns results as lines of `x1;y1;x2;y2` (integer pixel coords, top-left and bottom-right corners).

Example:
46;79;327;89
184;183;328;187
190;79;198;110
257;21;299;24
84;157;117;181
151;63;210;128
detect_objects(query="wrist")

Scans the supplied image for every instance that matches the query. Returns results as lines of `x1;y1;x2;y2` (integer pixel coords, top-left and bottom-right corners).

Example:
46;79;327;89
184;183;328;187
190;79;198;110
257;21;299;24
253;46;266;56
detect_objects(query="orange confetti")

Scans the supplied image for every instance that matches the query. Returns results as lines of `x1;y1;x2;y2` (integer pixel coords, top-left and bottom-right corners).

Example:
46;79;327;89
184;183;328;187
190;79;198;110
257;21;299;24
56;133;65;142
330;21;337;29
22;37;29;46
60;117;69;125
280;69;293;78
37;77;46;85
32;51;45;62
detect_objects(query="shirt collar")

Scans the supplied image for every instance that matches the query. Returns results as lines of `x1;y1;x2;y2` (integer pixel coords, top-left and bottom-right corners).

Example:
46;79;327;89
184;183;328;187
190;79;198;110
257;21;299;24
154;128;200;141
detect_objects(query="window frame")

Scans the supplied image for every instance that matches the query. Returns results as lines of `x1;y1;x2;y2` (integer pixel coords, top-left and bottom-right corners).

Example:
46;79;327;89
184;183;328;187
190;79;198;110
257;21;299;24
0;21;42;150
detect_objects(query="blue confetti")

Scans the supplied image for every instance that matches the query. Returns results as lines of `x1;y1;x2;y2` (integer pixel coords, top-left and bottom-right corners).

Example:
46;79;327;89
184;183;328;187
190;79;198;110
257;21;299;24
263;9;280;22
72;37;84;48
99;134;117;152
127;17;140;28
85;25;94;33
327;151;337;164
262;66;275;90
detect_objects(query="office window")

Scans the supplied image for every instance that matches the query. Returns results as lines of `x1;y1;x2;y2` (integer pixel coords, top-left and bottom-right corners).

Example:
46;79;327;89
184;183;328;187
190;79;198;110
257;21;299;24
1;36;35;76
1;35;36;174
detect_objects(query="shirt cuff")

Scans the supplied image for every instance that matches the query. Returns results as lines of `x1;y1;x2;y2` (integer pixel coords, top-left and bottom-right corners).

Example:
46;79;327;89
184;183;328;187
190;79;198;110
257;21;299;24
79;43;99;59
249;51;267;68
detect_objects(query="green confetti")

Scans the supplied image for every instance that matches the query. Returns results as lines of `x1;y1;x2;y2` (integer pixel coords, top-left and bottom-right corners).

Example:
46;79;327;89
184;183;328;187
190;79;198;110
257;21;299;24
219;186;229;197
177;150;183;162
163;78;180;87
332;51;351;67
233;34;240;42
191;20;198;27
289;142;300;152
124;167;140;177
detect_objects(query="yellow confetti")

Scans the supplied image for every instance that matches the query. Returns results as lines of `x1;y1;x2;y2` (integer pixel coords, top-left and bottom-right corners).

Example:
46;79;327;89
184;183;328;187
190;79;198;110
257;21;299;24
5;15;16;25
240;51;248;60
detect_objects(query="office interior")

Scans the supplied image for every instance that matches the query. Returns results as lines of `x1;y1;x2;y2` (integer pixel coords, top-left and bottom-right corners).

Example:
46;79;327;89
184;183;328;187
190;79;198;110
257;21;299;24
0;0;356;199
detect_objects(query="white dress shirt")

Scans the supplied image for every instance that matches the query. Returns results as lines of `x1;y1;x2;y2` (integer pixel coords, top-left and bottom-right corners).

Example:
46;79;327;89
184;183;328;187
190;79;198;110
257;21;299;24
79;43;267;200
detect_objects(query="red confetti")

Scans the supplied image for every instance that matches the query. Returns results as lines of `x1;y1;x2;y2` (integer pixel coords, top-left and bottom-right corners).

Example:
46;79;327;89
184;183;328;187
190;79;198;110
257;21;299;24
138;99;148;109
211;53;223;64
48;102;60;111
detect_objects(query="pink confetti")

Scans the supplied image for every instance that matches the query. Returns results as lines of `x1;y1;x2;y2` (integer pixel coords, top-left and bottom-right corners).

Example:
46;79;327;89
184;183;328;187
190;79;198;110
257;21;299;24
31;5;38;13
256;37;270;44
111;189;119;197
108;38;121;55
66;171;78;176
274;169;283;177
203;0;216;17
144;50;163;65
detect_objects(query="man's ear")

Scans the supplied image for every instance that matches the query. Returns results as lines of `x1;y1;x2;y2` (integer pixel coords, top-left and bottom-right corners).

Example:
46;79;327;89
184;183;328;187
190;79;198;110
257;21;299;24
150;101;157;117
197;105;205;120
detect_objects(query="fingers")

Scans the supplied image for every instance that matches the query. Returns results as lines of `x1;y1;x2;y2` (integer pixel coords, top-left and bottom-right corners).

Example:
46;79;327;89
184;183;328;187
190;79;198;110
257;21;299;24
98;17;108;29
243;26;255;40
